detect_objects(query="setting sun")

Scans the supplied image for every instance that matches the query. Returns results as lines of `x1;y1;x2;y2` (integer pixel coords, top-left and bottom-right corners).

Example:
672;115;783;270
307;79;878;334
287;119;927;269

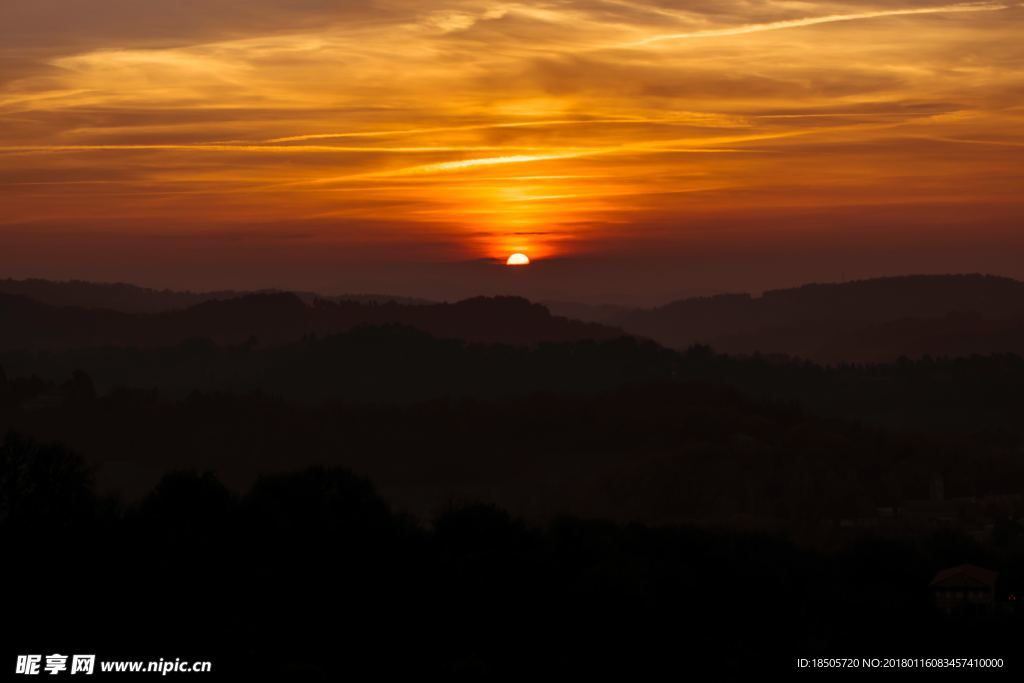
506;253;531;266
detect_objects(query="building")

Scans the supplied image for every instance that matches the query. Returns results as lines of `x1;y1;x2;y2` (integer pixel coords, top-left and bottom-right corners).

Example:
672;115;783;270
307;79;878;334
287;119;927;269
929;564;997;615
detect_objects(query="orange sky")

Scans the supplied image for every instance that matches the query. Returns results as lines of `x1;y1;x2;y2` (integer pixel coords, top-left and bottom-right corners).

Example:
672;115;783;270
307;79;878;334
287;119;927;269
1;1;1022;303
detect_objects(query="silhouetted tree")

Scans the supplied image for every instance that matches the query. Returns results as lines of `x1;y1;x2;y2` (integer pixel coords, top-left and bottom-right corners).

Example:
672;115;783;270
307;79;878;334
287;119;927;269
0;431;94;531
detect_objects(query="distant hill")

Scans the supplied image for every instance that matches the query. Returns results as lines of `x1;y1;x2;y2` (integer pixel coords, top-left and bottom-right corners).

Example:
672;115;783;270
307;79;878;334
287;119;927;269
612;274;1024;361
0;291;621;351
543;300;633;325
0;278;432;313
0;278;220;312
9;273;1024;361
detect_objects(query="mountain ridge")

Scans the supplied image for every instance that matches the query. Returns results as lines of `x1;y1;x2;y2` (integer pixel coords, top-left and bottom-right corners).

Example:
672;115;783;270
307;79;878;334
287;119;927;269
0;277;433;314
7;273;1024;361
0;290;622;350
607;273;1024;361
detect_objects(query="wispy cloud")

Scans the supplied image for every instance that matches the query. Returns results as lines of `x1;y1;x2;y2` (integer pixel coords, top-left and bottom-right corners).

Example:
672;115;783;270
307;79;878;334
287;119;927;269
0;144;555;155
309;129;840;183
621;2;1008;47
264;113;749;144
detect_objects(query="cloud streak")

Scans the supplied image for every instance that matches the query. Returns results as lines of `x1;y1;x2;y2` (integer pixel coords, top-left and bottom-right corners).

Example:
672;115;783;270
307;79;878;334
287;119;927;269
622;2;1008;47
0;144;556;155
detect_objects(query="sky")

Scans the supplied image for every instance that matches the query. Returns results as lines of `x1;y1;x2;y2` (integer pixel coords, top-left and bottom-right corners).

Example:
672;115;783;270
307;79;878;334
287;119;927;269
1;0;1022;304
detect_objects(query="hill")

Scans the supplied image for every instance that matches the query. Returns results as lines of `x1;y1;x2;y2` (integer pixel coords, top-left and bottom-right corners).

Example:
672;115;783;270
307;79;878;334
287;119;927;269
9;273;1024;361
0;277;432;313
613;274;1024;361
0;291;621;351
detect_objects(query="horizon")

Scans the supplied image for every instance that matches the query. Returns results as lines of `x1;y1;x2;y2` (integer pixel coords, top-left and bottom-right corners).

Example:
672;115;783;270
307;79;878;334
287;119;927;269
5;269;1023;309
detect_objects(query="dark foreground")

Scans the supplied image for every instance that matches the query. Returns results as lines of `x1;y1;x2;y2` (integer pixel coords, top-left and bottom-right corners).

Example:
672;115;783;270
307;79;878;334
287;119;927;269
4;434;1023;679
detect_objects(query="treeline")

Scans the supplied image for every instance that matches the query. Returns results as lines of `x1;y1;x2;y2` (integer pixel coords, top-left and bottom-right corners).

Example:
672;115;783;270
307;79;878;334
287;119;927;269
0;326;673;402
3;433;1022;677
5;328;1024;435
0;277;432;313
4;361;1024;526
0;291;619;351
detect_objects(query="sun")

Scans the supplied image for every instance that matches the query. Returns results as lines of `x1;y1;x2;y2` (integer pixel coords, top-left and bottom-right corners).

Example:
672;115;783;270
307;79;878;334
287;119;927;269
506;252;530;266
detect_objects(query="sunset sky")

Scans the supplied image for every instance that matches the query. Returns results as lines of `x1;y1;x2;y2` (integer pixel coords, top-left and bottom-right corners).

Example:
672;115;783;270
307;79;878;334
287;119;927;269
2;1;1022;303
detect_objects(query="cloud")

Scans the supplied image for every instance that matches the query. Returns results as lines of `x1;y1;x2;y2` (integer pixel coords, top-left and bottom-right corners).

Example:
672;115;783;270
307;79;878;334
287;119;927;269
621;2;1009;46
0;0;1022;287
0;1;391;50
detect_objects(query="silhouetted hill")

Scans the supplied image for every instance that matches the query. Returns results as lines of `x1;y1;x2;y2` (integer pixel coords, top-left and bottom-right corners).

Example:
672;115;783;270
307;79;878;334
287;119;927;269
614;274;1024;361
13;274;1024;361
7;331;1024;436
0;277;433;313
0;278;232;312
0;291;621;350
0;327;672;402
543;300;632;325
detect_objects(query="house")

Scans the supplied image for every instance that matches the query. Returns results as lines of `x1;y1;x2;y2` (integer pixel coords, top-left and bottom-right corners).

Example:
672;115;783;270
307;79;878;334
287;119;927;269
929;564;997;614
